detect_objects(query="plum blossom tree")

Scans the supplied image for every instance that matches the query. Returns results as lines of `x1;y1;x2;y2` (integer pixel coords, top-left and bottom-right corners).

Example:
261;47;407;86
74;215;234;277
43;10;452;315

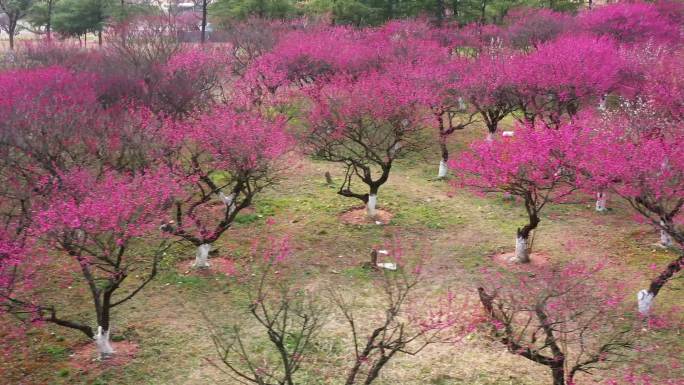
211;239;477;385
453;22;505;55
149;46;230;117
638;48;684;122
393;54;473;179
333;244;477;385
0;66;165;231
460;51;517;141
250;26;387;95
451;124;577;263
477;263;635;385
578;1;682;47
161;107;291;268
0;66;98;227
508;35;627;128
220;17;289;76
503;7;574;50
106;15;181;70
305;68;428;218
1;168;177;359
0;224;31;313
370;22;470;180
567;110;684;315
249;20;449;103
98;17;228;116
426;30;518;179
208;234;324;385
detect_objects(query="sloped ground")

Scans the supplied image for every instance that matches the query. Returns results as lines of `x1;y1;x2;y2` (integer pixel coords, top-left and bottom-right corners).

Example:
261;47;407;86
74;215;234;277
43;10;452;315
2;123;682;385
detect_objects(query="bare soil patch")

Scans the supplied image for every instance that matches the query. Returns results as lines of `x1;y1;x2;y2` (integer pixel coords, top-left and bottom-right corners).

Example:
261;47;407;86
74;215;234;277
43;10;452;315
177;257;237;276
339;206;394;225
69;340;138;374
490;251;553;269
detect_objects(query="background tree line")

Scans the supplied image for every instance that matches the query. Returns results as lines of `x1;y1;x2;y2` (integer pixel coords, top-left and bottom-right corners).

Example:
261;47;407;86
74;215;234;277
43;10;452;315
2;0;595;49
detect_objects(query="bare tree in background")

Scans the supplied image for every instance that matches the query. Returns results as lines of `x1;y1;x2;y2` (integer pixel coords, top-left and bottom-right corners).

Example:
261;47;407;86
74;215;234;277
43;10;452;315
209;244;474;385
332;265;471;385
208;244;326;385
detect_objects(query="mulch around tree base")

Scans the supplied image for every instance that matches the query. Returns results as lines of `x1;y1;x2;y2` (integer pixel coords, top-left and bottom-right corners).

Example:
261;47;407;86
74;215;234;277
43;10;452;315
69;340;138;374
339;207;394;225
177;257;237;276
491;252;552;269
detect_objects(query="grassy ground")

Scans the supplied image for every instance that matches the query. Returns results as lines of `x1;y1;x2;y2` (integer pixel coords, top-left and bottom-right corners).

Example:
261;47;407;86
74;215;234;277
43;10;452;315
2;122;682;385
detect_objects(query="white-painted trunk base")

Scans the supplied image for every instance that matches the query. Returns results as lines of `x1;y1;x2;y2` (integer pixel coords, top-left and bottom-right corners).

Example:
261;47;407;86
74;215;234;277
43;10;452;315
219;192;237;216
598;95;607;111
660;229;673;248
367;194;378;218
510;236;530;263
438;160;448;178
95;326;114;359
218;191;234;205
595;192;607;212
637;289;654;316
458;97;466;111
486;132;494;142
193;244;212;268
390;142;402;157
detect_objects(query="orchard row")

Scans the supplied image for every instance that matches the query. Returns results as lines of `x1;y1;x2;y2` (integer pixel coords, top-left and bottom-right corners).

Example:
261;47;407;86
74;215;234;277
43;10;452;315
0;2;682;385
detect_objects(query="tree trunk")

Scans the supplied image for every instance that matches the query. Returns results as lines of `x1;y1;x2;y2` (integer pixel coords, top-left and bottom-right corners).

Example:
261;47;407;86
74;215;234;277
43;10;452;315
458;97;466;111
98;30;102;46
551;364;565;385
200;0;208;44
480;0;487;24
480;108;503;139
95;326;115;359
595;191;607;212
95;287;114;359
660;229;673;247
638;252;684;315
8;24;15;50
95;326;114;360
637;289;655;316
194;243;212;268
511;211;539;263
435;0;445;26
386;0;394;20
219;191;236;216
47;0;53;41
438;138;449;178
438;159;448;178
364;354;393;385
659;220;673;247
367;189;378;218
512;234;530;263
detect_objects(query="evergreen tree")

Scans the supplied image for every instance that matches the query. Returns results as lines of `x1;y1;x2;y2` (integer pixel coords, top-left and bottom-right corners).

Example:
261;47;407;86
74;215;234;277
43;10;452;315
52;0;110;44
